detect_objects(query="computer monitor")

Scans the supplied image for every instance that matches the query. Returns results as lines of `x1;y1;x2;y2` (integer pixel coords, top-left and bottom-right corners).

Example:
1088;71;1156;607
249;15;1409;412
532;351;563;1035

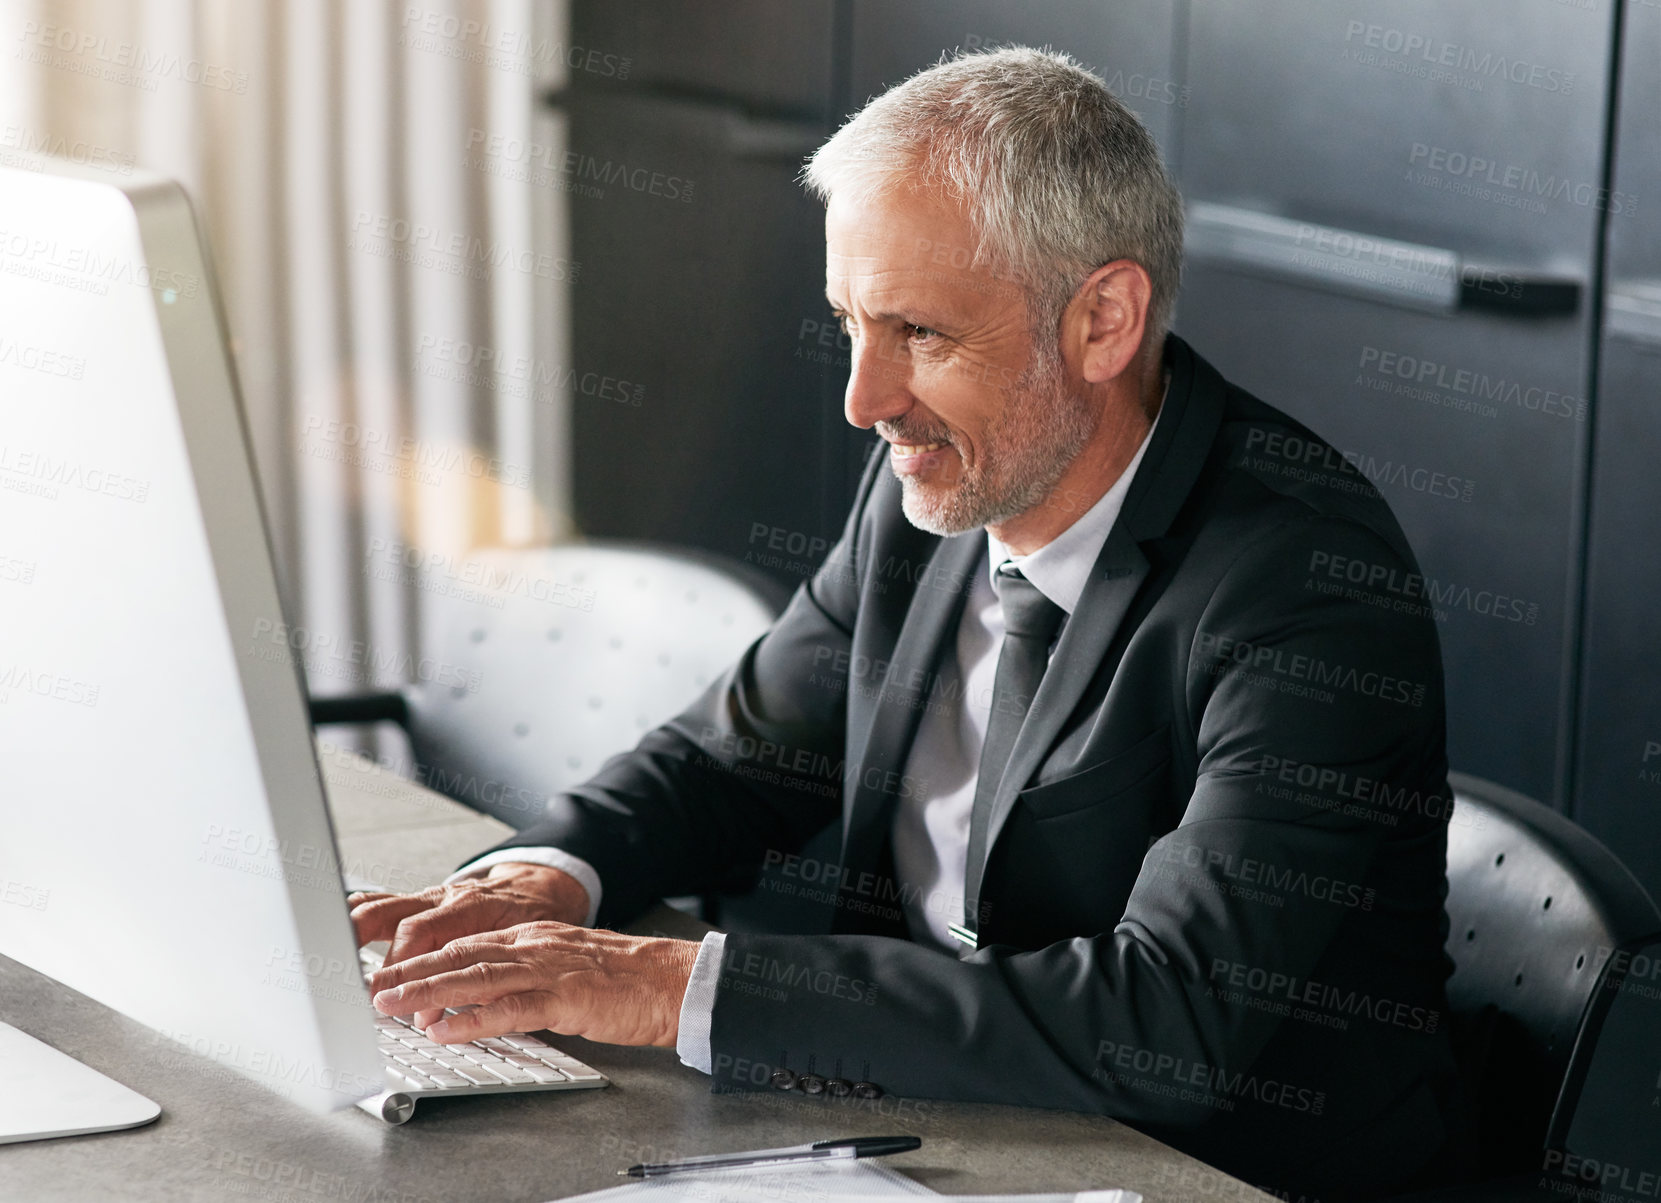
0;155;382;1122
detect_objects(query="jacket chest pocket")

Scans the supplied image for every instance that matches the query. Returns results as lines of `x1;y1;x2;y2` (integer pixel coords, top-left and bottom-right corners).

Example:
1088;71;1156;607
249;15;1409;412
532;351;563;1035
1018;724;1172;821
988;726;1174;945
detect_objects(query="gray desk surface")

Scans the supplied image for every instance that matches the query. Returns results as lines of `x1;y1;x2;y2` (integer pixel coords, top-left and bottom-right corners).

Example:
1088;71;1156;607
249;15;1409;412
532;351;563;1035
1;741;1275;1203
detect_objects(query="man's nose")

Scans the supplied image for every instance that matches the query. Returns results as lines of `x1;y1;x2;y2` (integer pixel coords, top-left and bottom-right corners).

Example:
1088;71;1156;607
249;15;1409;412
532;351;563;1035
843;337;911;429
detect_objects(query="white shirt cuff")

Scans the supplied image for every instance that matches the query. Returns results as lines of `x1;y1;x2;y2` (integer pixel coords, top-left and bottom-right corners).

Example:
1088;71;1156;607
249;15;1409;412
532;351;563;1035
443;847;602;928
676;932;727;1074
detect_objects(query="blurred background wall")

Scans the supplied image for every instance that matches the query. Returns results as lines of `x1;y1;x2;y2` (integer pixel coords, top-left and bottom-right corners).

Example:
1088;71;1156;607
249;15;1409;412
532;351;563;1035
3;0;1658;897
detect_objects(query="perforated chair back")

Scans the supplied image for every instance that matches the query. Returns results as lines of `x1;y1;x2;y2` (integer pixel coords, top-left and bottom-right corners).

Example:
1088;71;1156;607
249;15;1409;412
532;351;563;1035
1443;772;1661;1174
401;544;782;829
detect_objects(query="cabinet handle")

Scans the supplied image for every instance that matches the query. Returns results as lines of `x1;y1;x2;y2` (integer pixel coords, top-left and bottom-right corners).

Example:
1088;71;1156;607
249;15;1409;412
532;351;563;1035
1185;202;1581;317
1606;281;1661;346
721;113;825;161
542;86;823;162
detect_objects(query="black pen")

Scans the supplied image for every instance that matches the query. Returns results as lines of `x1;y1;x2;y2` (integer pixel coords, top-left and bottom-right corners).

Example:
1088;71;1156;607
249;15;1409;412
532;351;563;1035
619;1135;922;1178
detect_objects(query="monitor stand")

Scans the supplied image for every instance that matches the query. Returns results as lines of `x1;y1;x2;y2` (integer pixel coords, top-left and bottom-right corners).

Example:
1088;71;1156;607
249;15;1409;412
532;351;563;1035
0;1021;161;1144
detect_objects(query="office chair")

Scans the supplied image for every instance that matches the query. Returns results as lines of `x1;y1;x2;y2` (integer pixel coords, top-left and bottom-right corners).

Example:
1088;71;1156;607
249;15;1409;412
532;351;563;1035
1543;930;1661;1191
309;542;788;830
1398;772;1661;1199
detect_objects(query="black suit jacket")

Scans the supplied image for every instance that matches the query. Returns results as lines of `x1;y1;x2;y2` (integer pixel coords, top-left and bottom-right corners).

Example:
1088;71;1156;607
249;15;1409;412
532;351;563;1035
487;336;1463;1199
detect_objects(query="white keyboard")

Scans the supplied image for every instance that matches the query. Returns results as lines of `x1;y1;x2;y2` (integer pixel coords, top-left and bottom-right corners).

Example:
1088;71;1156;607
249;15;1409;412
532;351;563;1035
354;945;608;1123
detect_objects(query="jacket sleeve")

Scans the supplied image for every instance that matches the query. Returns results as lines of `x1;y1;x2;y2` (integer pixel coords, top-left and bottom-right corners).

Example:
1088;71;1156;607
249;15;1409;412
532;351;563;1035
706;512;1451;1131
474;444;886;928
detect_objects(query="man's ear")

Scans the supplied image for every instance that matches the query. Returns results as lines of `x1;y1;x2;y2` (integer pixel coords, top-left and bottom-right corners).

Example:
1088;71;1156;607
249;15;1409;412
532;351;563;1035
1062;260;1153;385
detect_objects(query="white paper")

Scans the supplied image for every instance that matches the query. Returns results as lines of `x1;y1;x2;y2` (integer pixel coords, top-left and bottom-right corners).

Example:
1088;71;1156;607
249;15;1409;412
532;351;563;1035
544;1161;1140;1203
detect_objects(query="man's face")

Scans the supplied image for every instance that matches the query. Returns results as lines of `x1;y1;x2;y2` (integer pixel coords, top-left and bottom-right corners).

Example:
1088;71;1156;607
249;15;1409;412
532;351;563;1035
825;186;1097;536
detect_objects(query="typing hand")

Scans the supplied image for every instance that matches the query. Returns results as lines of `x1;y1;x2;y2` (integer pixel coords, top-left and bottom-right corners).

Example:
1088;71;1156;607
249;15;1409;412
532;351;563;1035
349;862;591;1029
364;923;700;1049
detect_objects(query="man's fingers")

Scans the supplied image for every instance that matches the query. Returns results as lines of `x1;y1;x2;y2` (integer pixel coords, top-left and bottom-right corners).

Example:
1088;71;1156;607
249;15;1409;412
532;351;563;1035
369;935;515;994
427;993;545;1044
350;891;440;946
382;894;497;965
371;956;529;1019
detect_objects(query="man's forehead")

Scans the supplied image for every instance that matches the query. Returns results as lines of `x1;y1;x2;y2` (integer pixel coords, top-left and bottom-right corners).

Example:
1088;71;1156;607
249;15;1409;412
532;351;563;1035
825;222;951;266
826;187;973;253
823;194;1002;305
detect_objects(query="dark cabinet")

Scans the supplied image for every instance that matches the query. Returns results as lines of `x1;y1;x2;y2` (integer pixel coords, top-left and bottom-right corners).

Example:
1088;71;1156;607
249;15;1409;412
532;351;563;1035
1171;0;1618;806
1572;0;1661;894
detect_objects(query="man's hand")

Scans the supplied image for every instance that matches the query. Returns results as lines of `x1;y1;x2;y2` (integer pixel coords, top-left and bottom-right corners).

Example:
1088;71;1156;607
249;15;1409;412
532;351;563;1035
349;862;591;1028
365;922;701;1048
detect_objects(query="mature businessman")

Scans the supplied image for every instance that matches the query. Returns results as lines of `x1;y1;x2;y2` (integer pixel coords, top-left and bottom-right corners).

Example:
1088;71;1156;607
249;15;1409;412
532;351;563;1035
353;48;1464;1199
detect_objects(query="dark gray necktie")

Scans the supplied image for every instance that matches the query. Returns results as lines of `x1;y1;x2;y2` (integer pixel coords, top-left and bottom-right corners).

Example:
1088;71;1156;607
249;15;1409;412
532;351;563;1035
954;565;1065;946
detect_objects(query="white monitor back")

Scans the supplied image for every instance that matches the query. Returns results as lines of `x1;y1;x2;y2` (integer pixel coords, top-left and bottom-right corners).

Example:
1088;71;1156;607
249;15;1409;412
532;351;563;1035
0;157;380;1112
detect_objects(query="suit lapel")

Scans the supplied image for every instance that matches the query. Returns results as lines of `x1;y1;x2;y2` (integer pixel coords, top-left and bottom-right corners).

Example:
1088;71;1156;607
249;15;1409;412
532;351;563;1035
838;531;984;877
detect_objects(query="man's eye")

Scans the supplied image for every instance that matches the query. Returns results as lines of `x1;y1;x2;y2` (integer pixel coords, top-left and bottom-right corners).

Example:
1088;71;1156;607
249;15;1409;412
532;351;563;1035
904;323;940;342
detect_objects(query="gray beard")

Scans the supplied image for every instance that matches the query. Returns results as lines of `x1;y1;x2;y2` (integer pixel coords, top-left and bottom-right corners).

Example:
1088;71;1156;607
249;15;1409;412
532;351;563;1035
895;342;1098;536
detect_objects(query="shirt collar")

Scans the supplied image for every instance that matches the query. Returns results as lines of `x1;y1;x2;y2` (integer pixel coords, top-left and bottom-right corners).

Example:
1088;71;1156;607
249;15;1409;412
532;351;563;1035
986;375;1168;616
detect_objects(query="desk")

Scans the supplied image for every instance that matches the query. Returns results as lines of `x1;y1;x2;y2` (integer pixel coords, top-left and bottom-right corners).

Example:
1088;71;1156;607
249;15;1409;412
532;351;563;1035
0;742;1276;1203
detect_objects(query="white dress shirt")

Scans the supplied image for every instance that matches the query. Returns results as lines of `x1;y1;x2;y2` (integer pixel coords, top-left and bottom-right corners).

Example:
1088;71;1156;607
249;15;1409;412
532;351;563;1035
448;387;1166;1073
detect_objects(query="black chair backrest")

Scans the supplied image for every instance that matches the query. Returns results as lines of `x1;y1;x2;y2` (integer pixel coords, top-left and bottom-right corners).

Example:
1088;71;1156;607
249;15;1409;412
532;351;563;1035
1443;772;1661;1174
1545;932;1661;1191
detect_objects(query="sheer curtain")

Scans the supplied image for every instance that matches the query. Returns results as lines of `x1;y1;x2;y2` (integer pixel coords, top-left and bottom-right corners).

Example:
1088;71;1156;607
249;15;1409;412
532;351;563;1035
2;0;575;723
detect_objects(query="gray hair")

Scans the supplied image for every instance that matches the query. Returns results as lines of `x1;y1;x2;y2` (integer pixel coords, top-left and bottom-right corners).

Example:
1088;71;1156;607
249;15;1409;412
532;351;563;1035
801;46;1184;356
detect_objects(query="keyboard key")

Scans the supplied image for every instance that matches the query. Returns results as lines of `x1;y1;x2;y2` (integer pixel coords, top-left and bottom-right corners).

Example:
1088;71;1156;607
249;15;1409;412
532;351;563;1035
475;1037;517;1053
481;1063;536;1084
452;1066;496;1086
505;1055;542;1069
522;1065;566;1084
554;1063;603;1081
427;1072;471;1089
501;1035;548;1050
